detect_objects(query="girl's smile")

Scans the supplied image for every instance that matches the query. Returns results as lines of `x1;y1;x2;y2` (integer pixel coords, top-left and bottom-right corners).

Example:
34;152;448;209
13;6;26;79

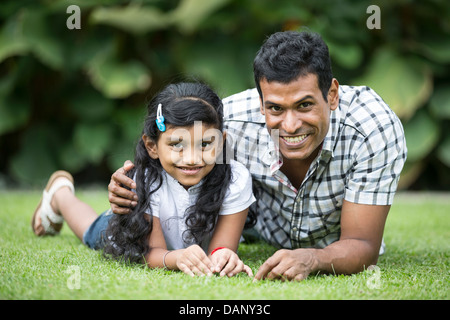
176;166;204;176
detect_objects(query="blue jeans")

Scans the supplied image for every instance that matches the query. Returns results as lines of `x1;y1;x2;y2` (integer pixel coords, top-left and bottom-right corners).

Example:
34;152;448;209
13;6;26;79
82;209;114;250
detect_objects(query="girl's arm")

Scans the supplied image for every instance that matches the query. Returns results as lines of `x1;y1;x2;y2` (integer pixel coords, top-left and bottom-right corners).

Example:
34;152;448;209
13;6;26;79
145;216;215;276
207;208;253;277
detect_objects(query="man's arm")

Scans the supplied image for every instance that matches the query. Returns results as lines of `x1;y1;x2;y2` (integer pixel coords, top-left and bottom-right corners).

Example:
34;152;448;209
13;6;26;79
108;160;138;214
253;200;390;281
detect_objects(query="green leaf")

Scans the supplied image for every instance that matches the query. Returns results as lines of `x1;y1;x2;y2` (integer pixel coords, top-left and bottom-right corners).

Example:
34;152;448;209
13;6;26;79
437;134;450;167
171;0;231;34
10;125;59;185
327;41;363;69
398;160;425;190
403;109;440;163
112;107;145;141
0;13;30;62
416;36;450;64
176;40;252;96
90;4;169;35
107;106;145;170
0;94;30;135
69;88;114;120
87;50;151;99
74;122;114;164
20;9;65;70
429;85;450;119
353;48;433;120
59;142;89;173
0;8;64;68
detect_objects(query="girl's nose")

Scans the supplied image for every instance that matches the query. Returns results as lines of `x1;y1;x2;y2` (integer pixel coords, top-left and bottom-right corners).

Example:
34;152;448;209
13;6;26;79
183;147;203;165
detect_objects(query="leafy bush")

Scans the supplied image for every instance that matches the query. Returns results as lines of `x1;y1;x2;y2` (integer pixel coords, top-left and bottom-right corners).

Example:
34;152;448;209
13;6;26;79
0;0;449;189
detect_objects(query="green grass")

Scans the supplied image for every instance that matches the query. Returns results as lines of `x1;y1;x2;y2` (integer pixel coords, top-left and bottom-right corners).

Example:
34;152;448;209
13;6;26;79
0;190;448;300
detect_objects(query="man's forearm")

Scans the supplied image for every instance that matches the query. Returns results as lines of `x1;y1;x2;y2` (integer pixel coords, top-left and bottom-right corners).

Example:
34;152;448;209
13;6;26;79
309;238;380;275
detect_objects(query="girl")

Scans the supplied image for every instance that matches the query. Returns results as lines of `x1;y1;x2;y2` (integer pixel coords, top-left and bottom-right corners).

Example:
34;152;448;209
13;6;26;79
31;82;255;277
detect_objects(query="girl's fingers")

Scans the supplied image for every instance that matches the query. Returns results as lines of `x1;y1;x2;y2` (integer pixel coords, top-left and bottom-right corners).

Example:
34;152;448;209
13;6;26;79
178;263;195;277
243;264;254;277
212;255;229;274
178;246;252;278
220;256;239;277
180;245;214;276
192;251;214;276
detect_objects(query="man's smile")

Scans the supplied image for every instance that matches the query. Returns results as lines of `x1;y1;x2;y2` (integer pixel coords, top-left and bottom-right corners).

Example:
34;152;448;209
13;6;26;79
281;134;309;146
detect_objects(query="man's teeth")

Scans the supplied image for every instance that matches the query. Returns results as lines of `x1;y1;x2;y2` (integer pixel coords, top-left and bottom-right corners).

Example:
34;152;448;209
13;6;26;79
283;135;308;143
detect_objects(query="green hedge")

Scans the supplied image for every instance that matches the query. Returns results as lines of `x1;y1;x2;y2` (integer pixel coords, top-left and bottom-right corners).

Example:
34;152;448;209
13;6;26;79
1;0;449;189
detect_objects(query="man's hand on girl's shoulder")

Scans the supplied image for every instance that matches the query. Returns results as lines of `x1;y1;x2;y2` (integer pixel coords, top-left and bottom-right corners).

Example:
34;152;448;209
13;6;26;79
108;160;138;214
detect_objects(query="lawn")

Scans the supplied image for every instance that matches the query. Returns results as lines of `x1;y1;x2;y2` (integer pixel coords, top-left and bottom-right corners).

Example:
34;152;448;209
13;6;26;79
0;189;448;301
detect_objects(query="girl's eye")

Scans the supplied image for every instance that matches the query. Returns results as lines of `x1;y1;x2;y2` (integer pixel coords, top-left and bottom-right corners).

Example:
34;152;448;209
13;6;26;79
202;141;213;150
172;143;183;151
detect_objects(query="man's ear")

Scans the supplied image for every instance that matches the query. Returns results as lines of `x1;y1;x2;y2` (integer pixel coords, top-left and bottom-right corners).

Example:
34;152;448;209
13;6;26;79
142;135;159;159
259;97;265;115
328;78;340;111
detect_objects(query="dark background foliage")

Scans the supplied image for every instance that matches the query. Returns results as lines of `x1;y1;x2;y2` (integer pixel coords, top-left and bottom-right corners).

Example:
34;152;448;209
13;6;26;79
0;0;449;190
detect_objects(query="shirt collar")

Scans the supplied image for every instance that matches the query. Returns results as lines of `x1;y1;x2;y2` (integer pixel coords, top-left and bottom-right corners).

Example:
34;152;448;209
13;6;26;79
163;170;205;194
321;103;342;160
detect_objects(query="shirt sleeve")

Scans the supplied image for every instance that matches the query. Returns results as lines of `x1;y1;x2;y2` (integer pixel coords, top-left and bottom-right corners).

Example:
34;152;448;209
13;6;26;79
344;116;407;205
146;190;160;218
220;160;256;215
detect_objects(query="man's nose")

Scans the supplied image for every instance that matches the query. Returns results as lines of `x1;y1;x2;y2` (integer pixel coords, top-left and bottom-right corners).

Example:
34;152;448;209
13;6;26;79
283;110;302;134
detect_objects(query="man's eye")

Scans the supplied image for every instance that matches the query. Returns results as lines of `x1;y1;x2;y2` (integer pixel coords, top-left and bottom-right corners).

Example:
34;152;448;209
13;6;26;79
269;105;282;112
299;102;312;108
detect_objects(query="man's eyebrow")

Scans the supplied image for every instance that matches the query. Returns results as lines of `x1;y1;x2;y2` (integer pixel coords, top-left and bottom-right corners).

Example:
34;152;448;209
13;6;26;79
264;95;315;106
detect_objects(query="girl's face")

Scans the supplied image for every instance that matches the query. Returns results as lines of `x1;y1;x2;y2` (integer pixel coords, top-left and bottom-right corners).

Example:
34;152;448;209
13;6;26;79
143;122;225;189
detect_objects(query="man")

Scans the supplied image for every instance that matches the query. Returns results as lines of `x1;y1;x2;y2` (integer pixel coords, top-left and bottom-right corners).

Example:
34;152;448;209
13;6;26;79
108;31;407;281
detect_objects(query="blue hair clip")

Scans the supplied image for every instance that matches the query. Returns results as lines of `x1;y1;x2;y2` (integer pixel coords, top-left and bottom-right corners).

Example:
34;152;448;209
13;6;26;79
156;103;166;132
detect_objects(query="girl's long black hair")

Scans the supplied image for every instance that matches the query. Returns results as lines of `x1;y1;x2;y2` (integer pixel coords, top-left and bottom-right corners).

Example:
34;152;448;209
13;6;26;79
103;82;232;264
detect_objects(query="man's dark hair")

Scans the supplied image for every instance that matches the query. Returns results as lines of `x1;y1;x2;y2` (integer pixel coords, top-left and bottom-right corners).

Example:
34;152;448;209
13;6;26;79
253;30;333;101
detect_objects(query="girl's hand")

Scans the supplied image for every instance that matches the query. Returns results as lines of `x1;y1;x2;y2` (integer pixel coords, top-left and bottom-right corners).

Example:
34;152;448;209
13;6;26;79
210;248;253;277
175;244;215;277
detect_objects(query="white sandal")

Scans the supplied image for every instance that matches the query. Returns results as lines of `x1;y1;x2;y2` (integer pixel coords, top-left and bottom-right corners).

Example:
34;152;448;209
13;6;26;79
31;171;74;236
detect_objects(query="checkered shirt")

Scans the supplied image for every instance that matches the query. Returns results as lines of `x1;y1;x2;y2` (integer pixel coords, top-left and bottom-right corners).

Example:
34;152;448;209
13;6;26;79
223;85;407;249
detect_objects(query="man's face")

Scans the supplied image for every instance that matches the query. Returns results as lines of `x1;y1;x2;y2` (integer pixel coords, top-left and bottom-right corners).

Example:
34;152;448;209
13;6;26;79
259;73;338;162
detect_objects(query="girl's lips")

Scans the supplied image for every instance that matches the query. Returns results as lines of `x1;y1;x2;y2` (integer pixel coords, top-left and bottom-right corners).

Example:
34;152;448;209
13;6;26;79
177;166;203;175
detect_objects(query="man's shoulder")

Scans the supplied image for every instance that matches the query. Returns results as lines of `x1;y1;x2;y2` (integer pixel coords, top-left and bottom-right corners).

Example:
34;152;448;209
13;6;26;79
338;85;402;138
222;88;265;123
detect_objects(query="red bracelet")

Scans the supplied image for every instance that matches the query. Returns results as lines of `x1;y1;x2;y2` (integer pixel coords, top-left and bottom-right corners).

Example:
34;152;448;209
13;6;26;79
211;247;226;255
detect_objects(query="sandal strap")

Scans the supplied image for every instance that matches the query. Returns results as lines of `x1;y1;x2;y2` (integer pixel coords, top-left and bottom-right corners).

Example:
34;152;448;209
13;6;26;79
40;178;74;233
